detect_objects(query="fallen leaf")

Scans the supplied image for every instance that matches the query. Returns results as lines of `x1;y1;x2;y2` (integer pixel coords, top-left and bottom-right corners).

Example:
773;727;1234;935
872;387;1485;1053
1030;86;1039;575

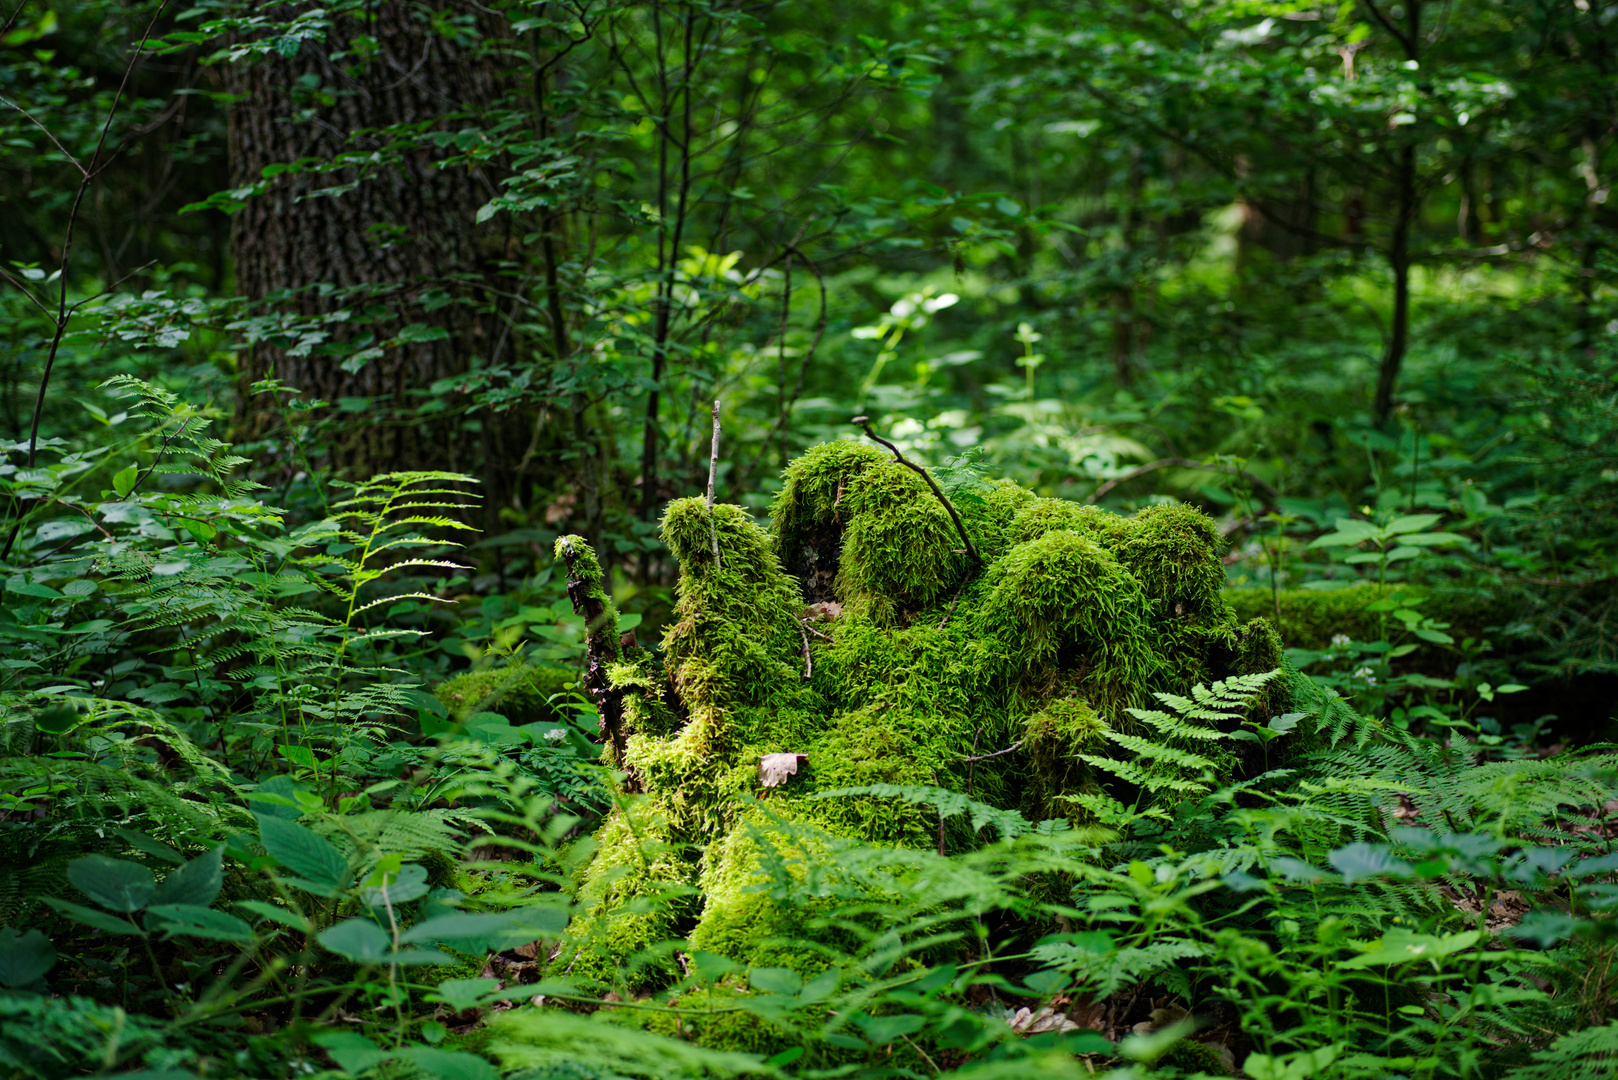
759;753;808;787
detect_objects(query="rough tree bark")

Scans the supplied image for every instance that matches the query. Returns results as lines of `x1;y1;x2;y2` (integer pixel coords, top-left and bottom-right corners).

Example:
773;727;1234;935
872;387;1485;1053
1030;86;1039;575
225;0;521;497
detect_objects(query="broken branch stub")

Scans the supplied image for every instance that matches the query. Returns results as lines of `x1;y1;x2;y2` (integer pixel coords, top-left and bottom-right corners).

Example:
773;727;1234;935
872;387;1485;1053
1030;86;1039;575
554;534;639;791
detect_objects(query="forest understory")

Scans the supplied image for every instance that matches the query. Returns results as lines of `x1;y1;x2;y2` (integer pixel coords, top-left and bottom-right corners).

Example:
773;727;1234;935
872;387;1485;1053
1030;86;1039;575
4;0;1618;1077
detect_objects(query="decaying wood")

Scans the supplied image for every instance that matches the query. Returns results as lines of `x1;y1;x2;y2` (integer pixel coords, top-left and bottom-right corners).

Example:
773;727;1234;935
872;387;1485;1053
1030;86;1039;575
556;540;639;792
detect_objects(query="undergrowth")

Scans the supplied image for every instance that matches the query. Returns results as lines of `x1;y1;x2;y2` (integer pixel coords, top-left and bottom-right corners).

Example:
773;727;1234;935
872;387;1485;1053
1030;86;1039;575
1;403;1615;1080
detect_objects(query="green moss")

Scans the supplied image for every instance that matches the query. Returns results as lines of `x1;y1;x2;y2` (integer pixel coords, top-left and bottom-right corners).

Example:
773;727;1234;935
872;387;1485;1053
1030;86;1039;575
835;462;970;621
1161;1037;1234;1076
555;533;622;665
556;802;695;992
433;662;575;724
1005;498;1128;549
973;530;1166;714
608;654;683;738
638;981;805;1058
1113;503;1227;616
772;440;889;553
1225;583;1503;656
658;498;824;750
1021;698;1106;819
687;816;852;973
561;444;1330;995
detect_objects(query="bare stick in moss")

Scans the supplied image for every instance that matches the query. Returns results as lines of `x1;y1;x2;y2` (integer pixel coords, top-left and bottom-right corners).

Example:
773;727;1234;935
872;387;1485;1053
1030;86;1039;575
851;415;982;568
962;739;1024;763
707;399;723;569
936;580;967;629
797;622;813;679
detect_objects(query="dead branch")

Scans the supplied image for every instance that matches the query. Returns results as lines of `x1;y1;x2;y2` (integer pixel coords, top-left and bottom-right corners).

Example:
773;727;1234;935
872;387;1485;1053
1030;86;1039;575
852;415;982;568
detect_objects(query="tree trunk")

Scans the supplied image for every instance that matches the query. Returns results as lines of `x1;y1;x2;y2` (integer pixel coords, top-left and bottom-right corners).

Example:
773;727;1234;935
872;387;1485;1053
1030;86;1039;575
225;0;520;500
1374;142;1415;426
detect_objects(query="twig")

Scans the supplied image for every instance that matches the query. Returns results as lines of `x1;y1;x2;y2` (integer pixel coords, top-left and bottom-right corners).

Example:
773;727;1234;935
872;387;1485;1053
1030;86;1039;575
706;398;721;569
961;739;1024;764
852;415;981;567
796;622;812;680
936;580;967;629
799;618;834;641
1086;457;1281;504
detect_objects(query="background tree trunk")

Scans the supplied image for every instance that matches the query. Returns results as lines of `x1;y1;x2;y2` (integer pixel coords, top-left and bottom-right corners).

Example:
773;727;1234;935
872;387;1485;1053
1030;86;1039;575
226;1;522;503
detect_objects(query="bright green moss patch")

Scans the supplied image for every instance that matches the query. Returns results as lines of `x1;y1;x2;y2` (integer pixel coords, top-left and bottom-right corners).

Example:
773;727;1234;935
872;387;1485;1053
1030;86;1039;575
433;662;575;724
557;443;1332;989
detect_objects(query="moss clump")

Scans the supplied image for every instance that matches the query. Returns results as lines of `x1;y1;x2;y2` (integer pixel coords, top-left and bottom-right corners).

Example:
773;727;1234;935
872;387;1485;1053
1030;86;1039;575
1021;698;1107;819
974;530;1164;711
433;662;576;724
1225;583;1503;659
1114;502;1227;616
558;802;695;992
1005;498;1128;549
557;446;1317;992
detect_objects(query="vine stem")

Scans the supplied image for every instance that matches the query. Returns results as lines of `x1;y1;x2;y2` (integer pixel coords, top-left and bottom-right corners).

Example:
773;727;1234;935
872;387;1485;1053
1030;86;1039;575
851;415;981;568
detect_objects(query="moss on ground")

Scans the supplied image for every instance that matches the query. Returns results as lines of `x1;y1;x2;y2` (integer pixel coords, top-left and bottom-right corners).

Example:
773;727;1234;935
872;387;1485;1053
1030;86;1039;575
550;440;1331;988
434;662;576;725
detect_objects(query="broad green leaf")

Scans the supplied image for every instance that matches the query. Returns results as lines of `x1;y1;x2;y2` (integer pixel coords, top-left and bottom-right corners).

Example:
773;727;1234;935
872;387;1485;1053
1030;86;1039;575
42;897;145;936
68;854;156;912
748;966;802;995
145;904;255;943
798;968;840;1003
153;845;224;908
1338;929;1482;970
113;465;138;497
398;1047;498;1080
855;1013;927;1045
1385;514;1442;535
35;706;83;734
313;1031;387;1074
0;928;56;988
318;919;391;962
110;828;185;865
235;899;310;932
430;977;501;1013
257;815;349;889
1396;531;1468;546
361;863;430;908
401;908;566;951
1268;712;1305;734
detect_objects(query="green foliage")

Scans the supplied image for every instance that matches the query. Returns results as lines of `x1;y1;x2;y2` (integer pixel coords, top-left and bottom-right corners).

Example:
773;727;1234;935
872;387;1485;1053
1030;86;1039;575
7;0;1618;1073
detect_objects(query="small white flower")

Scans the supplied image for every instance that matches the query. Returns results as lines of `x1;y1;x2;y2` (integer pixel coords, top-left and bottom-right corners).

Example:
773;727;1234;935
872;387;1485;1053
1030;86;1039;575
543;728;568;743
1352;666;1377;686
1331;634;1352;650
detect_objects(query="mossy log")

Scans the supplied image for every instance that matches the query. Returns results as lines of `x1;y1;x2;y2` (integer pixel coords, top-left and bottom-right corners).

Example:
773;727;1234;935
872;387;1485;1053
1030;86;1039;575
551;441;1310;994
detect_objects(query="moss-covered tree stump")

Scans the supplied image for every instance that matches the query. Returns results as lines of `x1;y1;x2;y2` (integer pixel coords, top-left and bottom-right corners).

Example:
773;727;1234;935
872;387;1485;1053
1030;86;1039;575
553;441;1303;989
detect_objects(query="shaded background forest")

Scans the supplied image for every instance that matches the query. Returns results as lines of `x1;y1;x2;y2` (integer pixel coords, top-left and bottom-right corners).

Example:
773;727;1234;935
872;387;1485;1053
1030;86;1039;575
4;0;1618;722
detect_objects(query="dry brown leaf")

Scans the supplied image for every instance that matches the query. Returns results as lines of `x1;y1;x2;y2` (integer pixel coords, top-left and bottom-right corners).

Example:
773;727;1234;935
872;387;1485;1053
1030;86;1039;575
759;753;808;787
